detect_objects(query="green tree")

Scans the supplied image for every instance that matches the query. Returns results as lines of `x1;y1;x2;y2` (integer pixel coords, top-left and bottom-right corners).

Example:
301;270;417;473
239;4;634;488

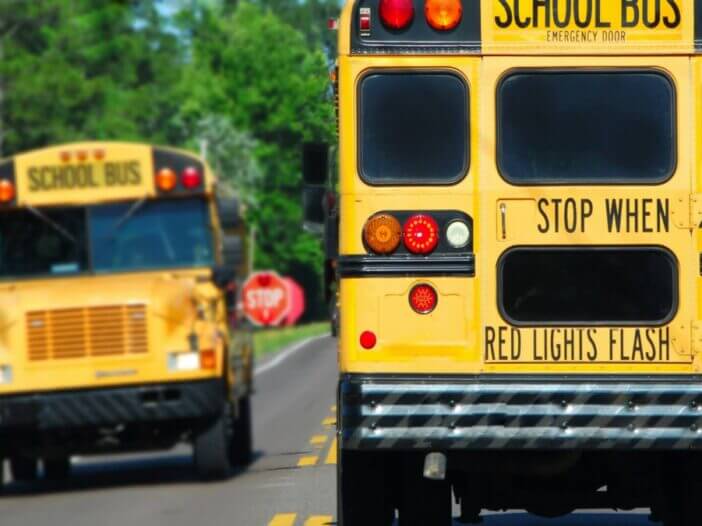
182;2;335;316
0;0;184;156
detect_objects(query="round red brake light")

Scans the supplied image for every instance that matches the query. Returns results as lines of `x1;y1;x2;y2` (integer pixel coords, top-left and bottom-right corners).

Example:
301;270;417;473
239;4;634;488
409;284;437;314
360;330;377;349
403;214;439;254
379;0;414;29
182;166;202;189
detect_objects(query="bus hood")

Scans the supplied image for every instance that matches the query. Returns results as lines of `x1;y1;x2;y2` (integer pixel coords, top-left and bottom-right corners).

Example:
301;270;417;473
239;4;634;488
0;273;199;327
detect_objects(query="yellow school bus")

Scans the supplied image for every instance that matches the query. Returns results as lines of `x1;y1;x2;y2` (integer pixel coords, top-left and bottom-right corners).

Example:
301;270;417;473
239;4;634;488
303;0;702;524
0;142;253;484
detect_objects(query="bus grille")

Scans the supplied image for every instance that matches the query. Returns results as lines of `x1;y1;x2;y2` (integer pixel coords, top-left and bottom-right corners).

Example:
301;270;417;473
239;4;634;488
27;305;148;361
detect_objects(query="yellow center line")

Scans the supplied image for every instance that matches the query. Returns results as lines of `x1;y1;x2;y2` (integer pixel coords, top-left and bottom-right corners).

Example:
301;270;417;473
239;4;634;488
322;417;336;427
309;434;328;447
325;437;337;465
268;513;297;526
297;455;319;467
304;516;333;526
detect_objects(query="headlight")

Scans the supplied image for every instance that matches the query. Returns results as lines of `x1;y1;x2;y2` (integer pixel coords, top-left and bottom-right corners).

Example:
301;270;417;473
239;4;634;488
167;352;200;372
0;365;13;384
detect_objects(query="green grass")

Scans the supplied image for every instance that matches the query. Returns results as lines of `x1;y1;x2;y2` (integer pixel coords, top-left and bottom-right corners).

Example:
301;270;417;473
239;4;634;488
253;322;329;359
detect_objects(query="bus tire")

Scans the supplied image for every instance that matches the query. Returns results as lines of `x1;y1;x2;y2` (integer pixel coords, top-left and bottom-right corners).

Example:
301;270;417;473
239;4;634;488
399;455;452;526
231;396;253;467
44;457;70;481
663;456;702;526
193;405;232;480
338;450;394;526
10;456;38;482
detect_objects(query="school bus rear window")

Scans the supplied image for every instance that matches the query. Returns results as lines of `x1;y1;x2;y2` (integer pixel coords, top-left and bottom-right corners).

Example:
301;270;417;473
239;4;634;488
359;72;468;185
499;247;677;326
497;70;675;184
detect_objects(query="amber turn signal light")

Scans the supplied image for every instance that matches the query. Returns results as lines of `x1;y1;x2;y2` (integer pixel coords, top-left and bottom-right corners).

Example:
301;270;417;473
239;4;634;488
200;349;216;370
364;213;402;254
156;168;177;192
424;0;462;30
0;180;15;203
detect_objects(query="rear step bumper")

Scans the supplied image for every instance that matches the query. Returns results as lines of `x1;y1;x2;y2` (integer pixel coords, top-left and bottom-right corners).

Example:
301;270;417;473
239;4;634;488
339;374;702;450
0;379;224;431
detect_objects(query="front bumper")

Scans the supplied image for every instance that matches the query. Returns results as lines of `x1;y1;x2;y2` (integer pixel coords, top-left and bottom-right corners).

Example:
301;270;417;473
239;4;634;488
339;375;702;450
0;379;224;431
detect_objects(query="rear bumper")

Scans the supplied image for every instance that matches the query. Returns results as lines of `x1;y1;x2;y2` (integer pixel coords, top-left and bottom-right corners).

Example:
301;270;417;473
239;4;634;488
0;379;224;431
339;375;702;450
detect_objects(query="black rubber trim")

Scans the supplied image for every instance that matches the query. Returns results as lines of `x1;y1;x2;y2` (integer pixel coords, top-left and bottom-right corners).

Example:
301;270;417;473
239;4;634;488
338;254;475;277
0;379;224;431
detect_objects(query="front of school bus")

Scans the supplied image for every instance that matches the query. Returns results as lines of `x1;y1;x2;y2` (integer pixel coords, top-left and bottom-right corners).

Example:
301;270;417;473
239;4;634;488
330;1;702;525
0;142;252;482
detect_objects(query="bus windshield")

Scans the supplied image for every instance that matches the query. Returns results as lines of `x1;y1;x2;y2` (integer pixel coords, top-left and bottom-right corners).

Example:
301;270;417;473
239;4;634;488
0;198;214;280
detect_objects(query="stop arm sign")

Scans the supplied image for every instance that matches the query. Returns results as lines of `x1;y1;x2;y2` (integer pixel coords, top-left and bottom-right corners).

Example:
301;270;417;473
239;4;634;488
242;271;290;327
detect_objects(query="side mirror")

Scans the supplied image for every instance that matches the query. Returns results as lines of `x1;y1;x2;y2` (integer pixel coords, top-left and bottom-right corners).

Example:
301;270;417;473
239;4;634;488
221;234;244;269
217;195;240;230
303;186;326;231
302;143;329;185
212;265;236;289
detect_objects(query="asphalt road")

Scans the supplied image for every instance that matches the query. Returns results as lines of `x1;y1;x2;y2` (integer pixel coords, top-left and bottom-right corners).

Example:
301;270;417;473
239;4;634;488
0;336;658;526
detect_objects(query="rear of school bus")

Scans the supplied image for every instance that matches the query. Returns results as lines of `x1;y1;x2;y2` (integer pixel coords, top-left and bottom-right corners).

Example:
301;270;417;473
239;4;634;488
334;1;702;524
0;142;253;484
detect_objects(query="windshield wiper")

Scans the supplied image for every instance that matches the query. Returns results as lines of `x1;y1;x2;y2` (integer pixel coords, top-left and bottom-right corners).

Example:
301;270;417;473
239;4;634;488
109;197;148;236
25;205;77;244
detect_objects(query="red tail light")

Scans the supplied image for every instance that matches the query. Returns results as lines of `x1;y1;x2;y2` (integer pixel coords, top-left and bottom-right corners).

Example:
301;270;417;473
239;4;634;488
379;0;414;29
181;166;202;189
403;214;439;254
360;331;377;349
409;284;437;314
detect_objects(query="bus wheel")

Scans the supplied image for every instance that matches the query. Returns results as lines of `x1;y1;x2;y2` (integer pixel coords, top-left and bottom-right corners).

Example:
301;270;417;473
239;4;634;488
44;457;71;481
339;450;394;526
10;456;38;482
398;455;452;526
230;396;253;467
193;404;233;480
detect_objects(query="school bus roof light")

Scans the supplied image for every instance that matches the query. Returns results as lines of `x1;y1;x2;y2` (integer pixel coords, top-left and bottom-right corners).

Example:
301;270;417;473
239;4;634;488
364;213;402;254
424;0;462;30
156;168;178;192
379;0;414;30
181;166;203;189
403;214;439;254
0;180;15;203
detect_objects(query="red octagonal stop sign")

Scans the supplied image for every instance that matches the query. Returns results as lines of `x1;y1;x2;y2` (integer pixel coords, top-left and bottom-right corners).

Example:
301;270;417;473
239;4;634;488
242;271;290;327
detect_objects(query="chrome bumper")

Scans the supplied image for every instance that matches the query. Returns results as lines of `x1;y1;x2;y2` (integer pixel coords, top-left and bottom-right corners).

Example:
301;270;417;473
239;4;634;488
339;375;702;450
